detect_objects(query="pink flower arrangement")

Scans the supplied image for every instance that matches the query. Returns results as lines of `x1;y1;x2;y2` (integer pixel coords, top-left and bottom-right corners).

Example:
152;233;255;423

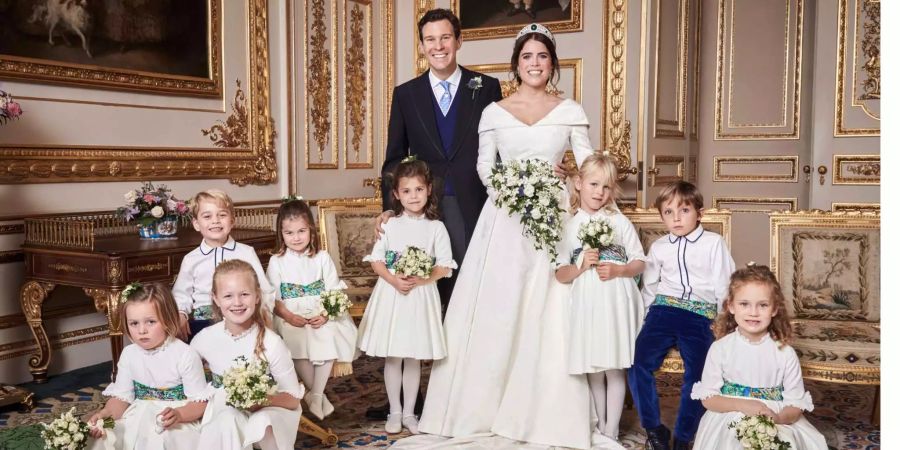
118;182;190;226
0;90;23;125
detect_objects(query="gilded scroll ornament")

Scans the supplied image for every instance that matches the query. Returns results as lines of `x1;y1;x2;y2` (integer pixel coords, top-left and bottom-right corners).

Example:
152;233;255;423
108;260;123;285
858;0;880;101
847;162;879;177
21;281;55;377
202;80;250;148
346;4;367;163
85;288;123;334
605;0;632;178
309;0;333;162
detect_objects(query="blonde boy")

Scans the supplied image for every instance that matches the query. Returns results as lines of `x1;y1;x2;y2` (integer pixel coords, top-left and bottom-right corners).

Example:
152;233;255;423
172;189;274;339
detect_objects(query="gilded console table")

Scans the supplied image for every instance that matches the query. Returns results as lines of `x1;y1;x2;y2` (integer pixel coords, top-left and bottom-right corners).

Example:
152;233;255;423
19;209;276;383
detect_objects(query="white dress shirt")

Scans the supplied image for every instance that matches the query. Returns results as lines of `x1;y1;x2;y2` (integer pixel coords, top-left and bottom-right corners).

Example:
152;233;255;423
429;66;462;106
640;225;736;312
172;237;275;315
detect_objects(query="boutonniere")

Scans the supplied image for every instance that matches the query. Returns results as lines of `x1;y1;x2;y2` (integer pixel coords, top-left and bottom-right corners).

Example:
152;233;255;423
467;76;483;99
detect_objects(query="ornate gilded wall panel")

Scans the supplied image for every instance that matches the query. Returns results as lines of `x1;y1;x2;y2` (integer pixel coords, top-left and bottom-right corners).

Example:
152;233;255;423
713;156;799;182
834;0;880;136
343;0;375;169
833;154;879;185
715;0;804;140
604;0;632;177
712;197;797;213
413;0;435;75
832;202;879;212
467;59;583;103
653;0;688;138
305;0;339;169
650;155;685;186
0;0;276;185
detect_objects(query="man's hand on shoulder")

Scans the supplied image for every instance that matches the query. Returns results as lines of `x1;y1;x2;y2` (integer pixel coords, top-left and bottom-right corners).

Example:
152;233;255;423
373;210;395;238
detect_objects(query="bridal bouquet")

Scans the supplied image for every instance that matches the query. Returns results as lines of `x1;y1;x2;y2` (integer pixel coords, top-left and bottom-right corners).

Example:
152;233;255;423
577;217;615;250
394;246;434;278
489;159;565;260
42;407;113;450
222;356;277;410
320;289;351;319
728;414;791;450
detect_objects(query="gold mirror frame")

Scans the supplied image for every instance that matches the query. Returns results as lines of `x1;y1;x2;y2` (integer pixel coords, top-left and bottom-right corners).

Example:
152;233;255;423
0;0;275;186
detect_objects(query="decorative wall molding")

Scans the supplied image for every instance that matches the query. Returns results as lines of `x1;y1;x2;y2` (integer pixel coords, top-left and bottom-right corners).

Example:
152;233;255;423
202;80;250;148
0;0;276;185
650;155;685;186
604;0;633;177
715;0;804;140
691;0;701;140
0;303;96;330
0;250;24;265
343;0;375;169
467;59;583;102
712;197;797;212
653;0;689;138
414;1;435;75
0;224;24;235
0;325;108;362
382;0;395;165
832;202;880;212
713;156;799;182
833;154;879;185
834;0;880;136
305;0;339;169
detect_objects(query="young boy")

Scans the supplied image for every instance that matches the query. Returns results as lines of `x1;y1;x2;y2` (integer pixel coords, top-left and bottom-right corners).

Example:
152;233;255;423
172;189;274;340
628;181;736;450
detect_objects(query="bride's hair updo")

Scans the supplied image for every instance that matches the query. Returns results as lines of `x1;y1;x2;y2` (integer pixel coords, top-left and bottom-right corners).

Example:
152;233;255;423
510;27;561;88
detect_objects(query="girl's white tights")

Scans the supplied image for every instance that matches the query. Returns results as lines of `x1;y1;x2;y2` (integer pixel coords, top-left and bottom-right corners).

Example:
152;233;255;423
294;359;334;395
258;426;278;450
384;357;421;416
587;368;627;438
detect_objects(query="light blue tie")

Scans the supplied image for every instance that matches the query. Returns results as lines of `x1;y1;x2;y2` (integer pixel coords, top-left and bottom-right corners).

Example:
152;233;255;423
438;80;452;116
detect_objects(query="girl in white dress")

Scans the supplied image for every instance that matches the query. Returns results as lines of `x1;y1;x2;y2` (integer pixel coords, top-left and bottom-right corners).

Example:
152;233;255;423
555;154;645;445
191;260;304;450
358;158;455;435
88;282;212;450
691;265;827;449
267;198;357;420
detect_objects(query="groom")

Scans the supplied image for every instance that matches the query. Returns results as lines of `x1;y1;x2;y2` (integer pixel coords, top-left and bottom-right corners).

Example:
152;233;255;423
378;8;502;306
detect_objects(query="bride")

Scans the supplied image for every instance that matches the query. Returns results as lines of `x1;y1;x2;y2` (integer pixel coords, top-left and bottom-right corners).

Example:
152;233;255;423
395;24;618;450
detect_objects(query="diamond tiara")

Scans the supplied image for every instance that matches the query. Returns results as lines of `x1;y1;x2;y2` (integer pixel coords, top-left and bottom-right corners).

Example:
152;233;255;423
516;23;555;45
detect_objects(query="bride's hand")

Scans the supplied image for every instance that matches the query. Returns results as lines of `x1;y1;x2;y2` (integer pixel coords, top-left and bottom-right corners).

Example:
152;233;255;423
553;163;568;181
580;249;599;271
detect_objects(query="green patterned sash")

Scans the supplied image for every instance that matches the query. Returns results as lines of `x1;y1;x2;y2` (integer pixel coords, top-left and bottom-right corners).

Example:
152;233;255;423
653;294;717;320
720;380;784;401
133;381;187;401
191;305;214;320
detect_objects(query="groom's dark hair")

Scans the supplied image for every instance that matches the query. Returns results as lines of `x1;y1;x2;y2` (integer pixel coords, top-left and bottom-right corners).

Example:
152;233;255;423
418;9;462;42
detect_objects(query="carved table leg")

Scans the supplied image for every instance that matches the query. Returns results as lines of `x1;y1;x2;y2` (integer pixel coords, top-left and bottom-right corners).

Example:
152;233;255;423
85;288;124;381
21;281;56;383
298;416;339;446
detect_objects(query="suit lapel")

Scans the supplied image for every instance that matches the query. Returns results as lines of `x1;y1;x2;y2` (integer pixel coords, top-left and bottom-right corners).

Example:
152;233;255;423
410;72;446;159
448;67;479;161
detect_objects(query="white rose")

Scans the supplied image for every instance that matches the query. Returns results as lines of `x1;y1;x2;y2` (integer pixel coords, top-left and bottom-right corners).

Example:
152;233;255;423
124;190;137;205
150;206;165;218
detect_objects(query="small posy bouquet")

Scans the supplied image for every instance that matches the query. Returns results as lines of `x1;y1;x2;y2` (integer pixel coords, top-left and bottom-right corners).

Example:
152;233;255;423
578;217;614;250
222;356;277;410
320;289;351;319
0;90;23;125
41;407;113;450
117;182;190;226
488;158;565;260
394;246;434;278
728;414;791;450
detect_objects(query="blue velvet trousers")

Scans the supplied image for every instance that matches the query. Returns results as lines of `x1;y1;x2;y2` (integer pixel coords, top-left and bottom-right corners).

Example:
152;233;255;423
628;305;715;442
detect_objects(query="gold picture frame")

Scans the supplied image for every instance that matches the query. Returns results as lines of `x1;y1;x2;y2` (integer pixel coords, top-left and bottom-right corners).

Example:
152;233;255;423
0;0;274;185
317;197;383;318
449;0;583;41
0;0;222;97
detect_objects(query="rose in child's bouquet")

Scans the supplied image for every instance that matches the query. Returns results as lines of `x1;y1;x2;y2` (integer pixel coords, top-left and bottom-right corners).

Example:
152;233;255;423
728;414;791;450
488;158;565;261
320;289;351;320
41;407;114;450
577;217;615;250
222;356;277;410
394;246;434;278
117;182;190;227
0;90;23;125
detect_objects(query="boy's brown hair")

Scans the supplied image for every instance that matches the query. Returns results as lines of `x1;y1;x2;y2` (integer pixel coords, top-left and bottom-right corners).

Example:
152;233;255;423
189;189;235;218
653;181;704;213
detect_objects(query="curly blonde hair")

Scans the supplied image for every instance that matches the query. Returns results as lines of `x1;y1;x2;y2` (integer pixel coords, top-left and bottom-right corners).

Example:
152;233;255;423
712;264;793;346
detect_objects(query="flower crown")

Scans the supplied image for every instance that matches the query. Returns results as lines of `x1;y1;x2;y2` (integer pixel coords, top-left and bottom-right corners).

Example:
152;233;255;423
517;23;555;45
120;282;144;304
282;194;304;204
401;154;418;164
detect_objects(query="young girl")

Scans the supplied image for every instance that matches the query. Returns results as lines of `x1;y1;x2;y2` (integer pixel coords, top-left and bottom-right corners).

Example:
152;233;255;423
267;198;358;420
357;158;454;435
555;154;646;444
191;260;304;450
88;282;212;449
690;265;827;449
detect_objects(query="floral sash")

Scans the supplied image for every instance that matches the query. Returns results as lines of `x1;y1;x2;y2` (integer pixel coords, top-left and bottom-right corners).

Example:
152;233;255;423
280;279;326;299
652;294;717;320
720;380;784;401
133;381;187;401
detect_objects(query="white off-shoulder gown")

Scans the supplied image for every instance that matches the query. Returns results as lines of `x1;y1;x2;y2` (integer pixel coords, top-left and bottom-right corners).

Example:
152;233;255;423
393;99;615;450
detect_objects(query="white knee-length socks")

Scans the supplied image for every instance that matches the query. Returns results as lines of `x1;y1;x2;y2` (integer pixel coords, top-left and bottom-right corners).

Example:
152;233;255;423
587;368;626;438
294;359;334;395
384;357;421;416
